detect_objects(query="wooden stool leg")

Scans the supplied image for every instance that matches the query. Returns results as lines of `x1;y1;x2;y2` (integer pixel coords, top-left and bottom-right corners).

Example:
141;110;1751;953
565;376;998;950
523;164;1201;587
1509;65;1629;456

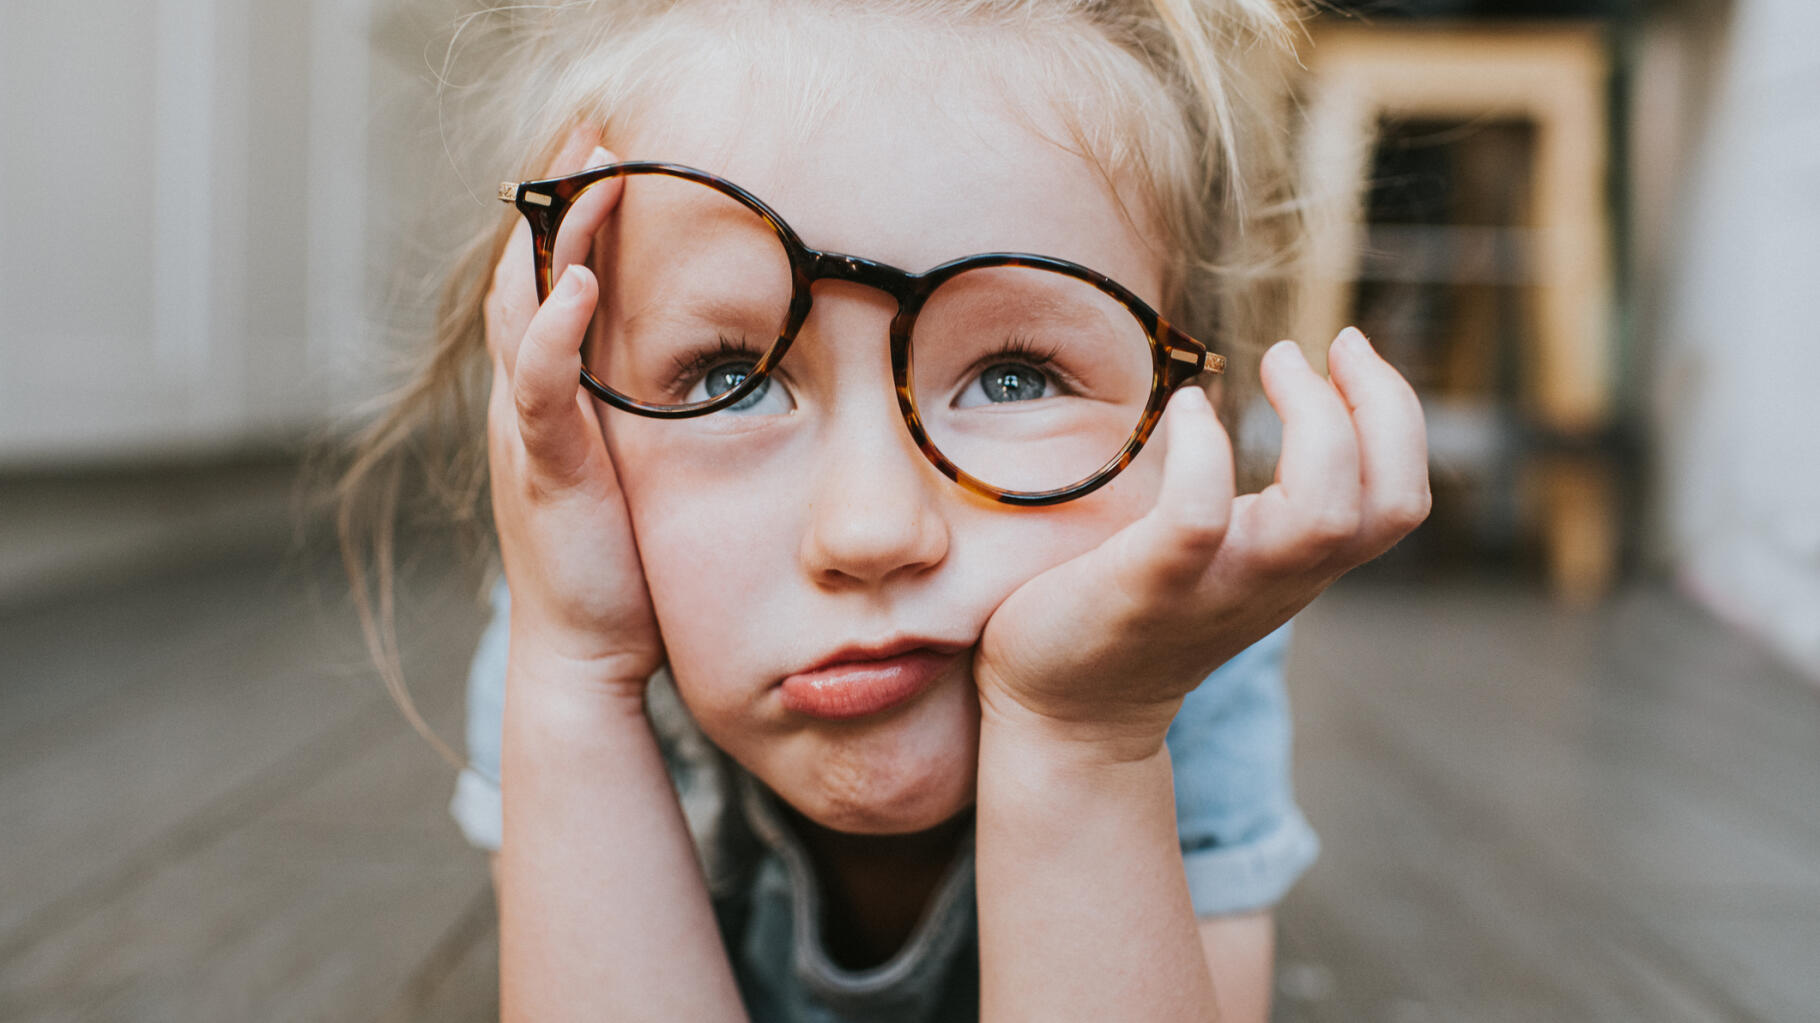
1538;453;1619;601
1295;74;1378;373
1297;24;1619;600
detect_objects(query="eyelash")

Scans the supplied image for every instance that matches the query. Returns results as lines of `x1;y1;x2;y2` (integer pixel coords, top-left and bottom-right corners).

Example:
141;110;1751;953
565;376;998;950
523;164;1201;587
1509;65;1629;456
661;331;1074;402
968;333;1075;393
666;334;767;399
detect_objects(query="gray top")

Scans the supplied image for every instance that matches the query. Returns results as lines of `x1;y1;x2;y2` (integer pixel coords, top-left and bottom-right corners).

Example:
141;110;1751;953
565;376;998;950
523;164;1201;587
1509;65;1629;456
451;579;1317;1022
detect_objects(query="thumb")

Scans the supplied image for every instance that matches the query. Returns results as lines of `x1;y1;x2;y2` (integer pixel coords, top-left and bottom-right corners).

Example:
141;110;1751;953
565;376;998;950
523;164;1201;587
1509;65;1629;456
512;263;599;486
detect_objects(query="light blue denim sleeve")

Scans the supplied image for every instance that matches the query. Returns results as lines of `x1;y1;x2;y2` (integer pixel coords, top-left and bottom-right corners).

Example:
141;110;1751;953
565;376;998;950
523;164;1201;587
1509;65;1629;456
451;576;1321;911
1165;621;1319;916
448;576;510;851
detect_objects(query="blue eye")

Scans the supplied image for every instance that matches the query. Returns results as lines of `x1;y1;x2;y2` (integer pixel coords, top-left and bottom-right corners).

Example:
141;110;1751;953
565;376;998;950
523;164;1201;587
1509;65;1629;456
704;364;775;412
974;363;1049;403
683;359;794;415
671;336;795;415
953;334;1067;409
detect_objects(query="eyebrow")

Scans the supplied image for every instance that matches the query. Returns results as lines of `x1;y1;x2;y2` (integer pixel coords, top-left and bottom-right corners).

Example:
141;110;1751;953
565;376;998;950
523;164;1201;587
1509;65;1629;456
933;278;1115;327
616;292;782;339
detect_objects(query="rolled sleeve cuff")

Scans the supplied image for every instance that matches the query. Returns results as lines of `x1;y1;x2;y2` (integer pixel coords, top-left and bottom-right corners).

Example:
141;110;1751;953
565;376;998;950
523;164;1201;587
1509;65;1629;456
1182;805;1320;917
450;766;503;852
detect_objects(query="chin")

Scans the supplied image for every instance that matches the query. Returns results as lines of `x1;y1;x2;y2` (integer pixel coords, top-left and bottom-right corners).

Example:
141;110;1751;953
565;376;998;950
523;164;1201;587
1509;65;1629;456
765;680;981;836
788;753;977;835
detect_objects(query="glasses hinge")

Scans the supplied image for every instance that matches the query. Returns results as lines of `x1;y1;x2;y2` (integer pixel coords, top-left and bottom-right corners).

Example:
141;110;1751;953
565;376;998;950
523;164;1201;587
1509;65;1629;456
1168;347;1226;374
497;182;553;207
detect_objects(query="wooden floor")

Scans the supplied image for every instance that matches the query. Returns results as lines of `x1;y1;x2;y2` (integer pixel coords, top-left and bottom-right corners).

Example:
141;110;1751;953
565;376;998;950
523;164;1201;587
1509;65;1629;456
3;551;1817;1021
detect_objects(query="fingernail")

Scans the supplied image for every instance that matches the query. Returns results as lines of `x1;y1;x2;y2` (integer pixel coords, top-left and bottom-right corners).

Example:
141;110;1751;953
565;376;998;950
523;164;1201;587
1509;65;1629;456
1172;385;1211;411
1337;326;1373;355
555;264;586;301
586;145;611;169
1268;339;1307;367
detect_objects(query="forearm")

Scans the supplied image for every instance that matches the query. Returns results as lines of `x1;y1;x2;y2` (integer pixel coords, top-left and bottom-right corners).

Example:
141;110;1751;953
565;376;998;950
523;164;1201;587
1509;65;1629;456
974;710;1217;1023
498;648;746;1022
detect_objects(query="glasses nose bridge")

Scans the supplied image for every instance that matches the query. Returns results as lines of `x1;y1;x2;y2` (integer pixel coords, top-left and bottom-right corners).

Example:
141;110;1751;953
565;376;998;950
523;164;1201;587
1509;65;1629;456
793;248;942;487
808;250;921;309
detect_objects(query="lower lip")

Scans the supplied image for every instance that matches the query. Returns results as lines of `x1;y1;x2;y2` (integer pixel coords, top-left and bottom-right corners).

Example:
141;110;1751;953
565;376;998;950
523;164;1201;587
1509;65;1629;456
779;649;964;720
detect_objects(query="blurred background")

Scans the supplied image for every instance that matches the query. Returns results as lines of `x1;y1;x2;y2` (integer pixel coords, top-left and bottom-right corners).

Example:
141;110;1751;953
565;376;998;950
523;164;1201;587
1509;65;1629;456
3;0;1817;1019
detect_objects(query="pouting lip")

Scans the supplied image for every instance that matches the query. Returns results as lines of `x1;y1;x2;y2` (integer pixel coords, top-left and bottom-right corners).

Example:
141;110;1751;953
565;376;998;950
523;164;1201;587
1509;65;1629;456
786;636;975;681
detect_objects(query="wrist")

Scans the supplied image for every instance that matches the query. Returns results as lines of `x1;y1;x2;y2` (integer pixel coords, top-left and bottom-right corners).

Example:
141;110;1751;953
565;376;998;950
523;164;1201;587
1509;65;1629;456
977;682;1178;770
505;640;654;727
506;608;659;700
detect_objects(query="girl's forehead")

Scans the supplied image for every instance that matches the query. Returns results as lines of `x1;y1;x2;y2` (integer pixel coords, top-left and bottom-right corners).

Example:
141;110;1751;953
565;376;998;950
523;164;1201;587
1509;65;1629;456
607;51;1163;298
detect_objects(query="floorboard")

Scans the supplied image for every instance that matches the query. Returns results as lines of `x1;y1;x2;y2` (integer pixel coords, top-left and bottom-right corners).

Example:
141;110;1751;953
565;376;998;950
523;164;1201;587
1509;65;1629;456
1274;579;1820;1023
3;555;1816;1021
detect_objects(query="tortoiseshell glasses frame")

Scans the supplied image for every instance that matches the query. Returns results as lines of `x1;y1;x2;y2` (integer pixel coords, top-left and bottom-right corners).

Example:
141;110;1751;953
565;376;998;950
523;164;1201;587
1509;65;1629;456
498;161;1225;506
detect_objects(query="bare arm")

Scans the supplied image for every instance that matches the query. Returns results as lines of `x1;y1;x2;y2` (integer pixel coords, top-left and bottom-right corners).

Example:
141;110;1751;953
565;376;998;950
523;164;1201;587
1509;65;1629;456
975;721;1218;1022
974;721;1277;1023
486;129;747;1021
497;661;745;1022
1199;912;1275;1023
972;330;1427;1021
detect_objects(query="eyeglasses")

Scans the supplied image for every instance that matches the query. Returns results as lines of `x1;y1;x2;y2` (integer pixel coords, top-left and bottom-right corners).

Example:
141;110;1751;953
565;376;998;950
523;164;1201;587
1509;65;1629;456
499;161;1223;505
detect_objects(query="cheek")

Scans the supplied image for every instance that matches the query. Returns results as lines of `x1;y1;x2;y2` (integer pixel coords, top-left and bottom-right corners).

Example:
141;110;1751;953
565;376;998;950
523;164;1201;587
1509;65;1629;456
603;414;792;692
951;451;1161;600
598;406;1165;834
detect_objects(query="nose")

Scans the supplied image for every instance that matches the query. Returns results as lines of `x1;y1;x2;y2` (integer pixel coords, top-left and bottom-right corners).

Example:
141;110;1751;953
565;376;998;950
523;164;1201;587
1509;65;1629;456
800;420;952;588
796;285;951;589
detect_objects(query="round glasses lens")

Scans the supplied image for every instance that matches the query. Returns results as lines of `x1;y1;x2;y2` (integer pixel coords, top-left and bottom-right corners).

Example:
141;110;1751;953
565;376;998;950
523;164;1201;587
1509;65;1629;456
553;171;796;408
908;265;1157;494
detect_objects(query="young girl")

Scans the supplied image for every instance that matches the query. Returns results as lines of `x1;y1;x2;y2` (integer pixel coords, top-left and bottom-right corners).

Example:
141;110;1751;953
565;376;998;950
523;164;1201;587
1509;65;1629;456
347;1;1430;1018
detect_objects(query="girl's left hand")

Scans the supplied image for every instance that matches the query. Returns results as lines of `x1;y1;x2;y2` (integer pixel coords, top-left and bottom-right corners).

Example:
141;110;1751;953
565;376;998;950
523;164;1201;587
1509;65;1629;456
973;328;1430;762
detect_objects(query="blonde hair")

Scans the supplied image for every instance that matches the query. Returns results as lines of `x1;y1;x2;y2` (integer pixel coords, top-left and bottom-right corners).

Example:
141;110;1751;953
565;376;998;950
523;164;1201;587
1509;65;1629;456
337;0;1307;767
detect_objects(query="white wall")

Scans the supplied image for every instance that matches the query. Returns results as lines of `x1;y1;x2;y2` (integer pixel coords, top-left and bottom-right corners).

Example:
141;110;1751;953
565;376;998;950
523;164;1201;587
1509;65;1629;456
1651;0;1820;677
0;0;375;467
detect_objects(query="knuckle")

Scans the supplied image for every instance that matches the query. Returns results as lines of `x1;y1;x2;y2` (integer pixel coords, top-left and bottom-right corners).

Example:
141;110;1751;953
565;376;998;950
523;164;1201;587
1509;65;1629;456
510;439;568;500
1252;538;1322;576
1142;509;1230;589
528;454;597;503
1380;489;1433;533
1105;535;1176;610
1169;510;1229;558
1108;565;1165;623
512;384;551;431
1137;556;1201;596
520;471;563;505
1302;505;1362;548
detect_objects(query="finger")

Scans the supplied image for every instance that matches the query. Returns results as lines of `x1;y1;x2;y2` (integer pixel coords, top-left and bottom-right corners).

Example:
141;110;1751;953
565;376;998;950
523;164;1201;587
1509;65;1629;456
487;221;538;368
1258;337;1363;546
542;123;607;178
1120;386;1236;591
551;146;624;287
486;351;525;489
486;128;609;368
513;263;599;485
1326;327;1432;547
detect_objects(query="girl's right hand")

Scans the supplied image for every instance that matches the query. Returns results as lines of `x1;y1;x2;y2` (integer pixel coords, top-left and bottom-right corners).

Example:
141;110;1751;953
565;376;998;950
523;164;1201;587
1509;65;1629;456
485;130;664;697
